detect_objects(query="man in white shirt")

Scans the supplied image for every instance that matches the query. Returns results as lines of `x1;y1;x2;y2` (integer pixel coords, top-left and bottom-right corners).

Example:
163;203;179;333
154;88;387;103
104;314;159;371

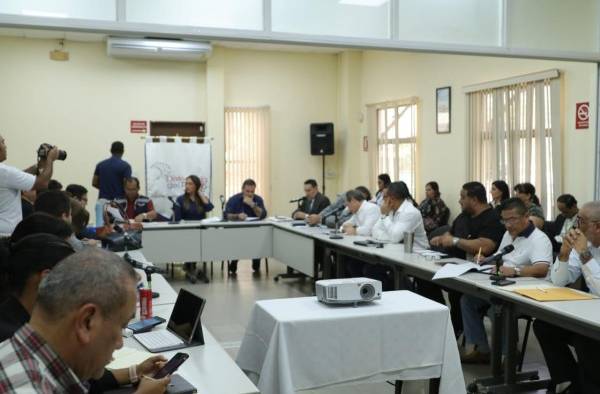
371;181;428;250
341;189;380;236
0;135;59;235
461;198;552;364
533;201;600;394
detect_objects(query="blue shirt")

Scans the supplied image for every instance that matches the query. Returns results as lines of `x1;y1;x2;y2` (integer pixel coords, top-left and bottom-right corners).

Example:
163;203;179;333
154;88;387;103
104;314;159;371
225;193;267;219
174;195;214;221
94;155;132;200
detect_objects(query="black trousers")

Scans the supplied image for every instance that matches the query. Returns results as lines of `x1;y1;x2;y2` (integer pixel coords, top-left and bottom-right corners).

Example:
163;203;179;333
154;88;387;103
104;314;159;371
533;319;600;393
413;279;463;336
229;259;261;272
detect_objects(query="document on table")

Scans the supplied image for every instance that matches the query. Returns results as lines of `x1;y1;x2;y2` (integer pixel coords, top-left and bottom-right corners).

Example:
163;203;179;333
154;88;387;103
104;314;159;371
106;347;153;370
433;262;491;280
245;217;260;221
106;206;125;222
201;217;222;224
513;287;595;302
269;216;294;222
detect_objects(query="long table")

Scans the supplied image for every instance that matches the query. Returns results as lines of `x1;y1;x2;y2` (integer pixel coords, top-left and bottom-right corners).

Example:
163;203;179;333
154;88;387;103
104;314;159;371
117;249;259;394
139;219;600;393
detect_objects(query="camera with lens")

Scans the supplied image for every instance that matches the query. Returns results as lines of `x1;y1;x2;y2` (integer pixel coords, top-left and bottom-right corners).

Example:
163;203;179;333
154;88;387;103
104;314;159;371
37;143;67;161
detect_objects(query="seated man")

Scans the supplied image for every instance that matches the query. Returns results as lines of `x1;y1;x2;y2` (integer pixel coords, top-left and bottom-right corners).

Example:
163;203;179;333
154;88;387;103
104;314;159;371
371;181;428;249
0;248;169;393
224;178;267;274
291;179;330;220
551;194;579;250
461;197;552;363
65;184;89;208
424;181;505;336
341;189;380;236
114;177;158;222
534;201;600;394
307;188;370;229
34;190;85;251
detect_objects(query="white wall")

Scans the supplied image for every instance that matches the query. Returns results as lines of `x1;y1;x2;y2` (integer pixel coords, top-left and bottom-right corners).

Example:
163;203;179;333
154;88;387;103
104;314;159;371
355;51;597;217
0;36;205;214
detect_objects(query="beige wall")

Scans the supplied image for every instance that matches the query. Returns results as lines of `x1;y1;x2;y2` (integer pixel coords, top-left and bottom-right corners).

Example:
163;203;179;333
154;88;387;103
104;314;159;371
0;36;205;211
355;51;597;217
1;35;597;222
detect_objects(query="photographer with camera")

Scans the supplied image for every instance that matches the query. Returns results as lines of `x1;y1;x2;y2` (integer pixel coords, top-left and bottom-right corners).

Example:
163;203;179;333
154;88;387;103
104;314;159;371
0;135;64;235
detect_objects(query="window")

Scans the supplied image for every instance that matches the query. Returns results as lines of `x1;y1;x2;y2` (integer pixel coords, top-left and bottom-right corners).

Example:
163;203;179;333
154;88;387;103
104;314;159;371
225;107;270;205
467;75;561;218
375;102;418;193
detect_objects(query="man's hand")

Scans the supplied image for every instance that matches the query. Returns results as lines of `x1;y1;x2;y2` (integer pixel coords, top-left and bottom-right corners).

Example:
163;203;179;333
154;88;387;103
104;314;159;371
342;223;356;235
293;212;306;220
137;355;167;377
134;213;146;223
380;200;391;216
307;214;321;225
134;375;170;394
431;233;454;248
47;147;59;161
499;266;516;277
564;228;588;255
558;235;573;262
243;196;255;207
238;213;248;221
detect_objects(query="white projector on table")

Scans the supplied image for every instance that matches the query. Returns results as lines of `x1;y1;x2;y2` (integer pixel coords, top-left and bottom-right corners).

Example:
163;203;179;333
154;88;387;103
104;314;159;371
316;278;382;306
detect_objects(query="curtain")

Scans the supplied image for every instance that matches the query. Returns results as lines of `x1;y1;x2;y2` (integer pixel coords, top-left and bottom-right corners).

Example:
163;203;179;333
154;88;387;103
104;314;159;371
468;78;561;218
225;106;270;207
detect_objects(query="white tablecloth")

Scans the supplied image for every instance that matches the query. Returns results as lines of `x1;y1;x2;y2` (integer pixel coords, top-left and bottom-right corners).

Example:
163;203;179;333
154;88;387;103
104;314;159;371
236;290;465;394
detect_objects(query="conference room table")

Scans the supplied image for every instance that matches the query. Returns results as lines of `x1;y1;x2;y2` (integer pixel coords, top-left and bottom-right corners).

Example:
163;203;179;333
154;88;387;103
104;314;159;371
116;249;259;394
139;219;600;393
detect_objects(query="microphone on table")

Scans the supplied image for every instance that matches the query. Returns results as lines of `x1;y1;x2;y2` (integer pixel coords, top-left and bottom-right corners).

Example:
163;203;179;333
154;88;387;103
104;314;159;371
168;196;180;207
219;195;227;221
289;197;306;203
321;204;345;219
480;244;515;265
123;253;163;298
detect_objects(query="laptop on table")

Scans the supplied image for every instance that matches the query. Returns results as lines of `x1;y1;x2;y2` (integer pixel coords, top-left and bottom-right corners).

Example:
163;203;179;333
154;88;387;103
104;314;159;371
134;289;206;352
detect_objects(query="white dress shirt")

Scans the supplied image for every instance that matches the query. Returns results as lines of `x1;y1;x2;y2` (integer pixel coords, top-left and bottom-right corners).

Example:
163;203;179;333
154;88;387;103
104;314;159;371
371;200;429;250
551;242;600;296
0;163;35;234
342;201;380;236
497;225;552;269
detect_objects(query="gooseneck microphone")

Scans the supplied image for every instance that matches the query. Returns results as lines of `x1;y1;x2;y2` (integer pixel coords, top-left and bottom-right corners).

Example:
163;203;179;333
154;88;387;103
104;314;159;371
480;244;515;265
289;197;306;203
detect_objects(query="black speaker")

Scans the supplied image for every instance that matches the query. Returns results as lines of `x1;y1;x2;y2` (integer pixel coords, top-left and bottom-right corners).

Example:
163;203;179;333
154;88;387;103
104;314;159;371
310;123;334;155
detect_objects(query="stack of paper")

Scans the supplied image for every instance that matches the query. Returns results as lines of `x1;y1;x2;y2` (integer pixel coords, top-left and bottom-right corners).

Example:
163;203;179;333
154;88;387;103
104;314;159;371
107;347;153;370
513;287;594;302
433;262;491;280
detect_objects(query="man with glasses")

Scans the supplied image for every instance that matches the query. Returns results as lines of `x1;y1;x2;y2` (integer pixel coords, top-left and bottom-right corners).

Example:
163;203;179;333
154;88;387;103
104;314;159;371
534;201;600;394
460;197;552;363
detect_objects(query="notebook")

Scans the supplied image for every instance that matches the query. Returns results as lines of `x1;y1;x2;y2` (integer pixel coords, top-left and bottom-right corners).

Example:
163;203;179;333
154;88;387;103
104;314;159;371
134;289;205;352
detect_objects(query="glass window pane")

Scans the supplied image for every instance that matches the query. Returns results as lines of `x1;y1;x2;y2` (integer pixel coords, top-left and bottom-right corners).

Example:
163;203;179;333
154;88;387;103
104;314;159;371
397;0;501;46
0;0;115;20
272;0;390;39
507;0;600;52
386;108;396;139
397;105;414;139
398;143;414;192
127;0;263;30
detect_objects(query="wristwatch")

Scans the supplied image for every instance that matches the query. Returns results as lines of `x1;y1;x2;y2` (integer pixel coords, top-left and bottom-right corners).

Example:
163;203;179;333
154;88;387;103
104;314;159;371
142;213;147;220
452;237;460;247
514;267;521;277
579;248;593;263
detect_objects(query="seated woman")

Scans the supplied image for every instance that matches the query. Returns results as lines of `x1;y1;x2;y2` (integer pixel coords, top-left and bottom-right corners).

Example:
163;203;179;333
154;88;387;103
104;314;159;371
513;182;545;228
490;180;510;213
174;175;214;221
0;218;167;393
372;173;391;206
418;181;450;234
174;175;214;283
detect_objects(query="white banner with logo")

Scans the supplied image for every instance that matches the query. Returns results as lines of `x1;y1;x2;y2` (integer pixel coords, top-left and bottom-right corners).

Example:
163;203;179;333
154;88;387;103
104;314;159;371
145;140;212;219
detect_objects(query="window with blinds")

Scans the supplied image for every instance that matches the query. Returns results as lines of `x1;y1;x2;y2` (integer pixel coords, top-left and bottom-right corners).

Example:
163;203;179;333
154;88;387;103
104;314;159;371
224;107;270;205
376;103;418;193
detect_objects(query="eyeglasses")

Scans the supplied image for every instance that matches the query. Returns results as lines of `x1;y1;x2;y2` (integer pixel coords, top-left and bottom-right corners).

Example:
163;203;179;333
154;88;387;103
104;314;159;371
575;215;600;227
500;216;523;225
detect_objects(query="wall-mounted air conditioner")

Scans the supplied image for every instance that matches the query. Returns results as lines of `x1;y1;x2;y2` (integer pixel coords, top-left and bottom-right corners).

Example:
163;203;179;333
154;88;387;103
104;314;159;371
107;37;212;62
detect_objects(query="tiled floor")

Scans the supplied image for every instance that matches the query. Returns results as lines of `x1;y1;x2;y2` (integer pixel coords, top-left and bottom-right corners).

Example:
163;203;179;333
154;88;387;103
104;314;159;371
170;259;550;394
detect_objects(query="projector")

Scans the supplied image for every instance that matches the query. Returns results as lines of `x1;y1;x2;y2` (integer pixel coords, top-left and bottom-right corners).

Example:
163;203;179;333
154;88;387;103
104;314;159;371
316;278;382;306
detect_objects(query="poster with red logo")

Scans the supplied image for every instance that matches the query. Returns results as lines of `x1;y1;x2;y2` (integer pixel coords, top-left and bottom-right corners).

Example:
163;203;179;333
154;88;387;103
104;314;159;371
576;102;589;130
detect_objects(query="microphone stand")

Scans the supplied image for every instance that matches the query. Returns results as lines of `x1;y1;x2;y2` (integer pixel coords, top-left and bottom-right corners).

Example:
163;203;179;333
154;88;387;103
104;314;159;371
169;197;178;224
489;255;504;282
124;252;161;298
329;210;344;240
220;197;227;222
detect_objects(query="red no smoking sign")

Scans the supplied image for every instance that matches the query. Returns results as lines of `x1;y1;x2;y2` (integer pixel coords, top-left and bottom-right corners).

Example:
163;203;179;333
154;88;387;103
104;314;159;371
576;102;589;129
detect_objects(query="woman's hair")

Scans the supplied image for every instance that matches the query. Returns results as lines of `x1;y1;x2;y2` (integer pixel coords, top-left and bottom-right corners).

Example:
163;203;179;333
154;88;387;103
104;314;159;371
426;181;440;198
514;183;540;206
184;175;204;213
492;180;510;202
377;174;392;187
0;234;74;298
70;199;90;238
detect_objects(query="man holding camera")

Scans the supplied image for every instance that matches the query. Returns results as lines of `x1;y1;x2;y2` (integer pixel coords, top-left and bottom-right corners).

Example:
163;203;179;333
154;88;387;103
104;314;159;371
0;135;61;235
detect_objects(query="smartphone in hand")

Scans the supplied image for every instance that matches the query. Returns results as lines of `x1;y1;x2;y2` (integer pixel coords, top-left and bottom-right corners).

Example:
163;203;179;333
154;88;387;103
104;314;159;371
153;352;189;379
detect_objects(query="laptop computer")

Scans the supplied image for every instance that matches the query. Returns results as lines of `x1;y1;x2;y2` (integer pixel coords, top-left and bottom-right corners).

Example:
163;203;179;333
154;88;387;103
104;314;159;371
134;289;206;352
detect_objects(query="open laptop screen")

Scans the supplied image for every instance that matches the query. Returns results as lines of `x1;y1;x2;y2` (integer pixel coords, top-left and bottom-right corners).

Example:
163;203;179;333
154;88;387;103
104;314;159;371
167;289;206;343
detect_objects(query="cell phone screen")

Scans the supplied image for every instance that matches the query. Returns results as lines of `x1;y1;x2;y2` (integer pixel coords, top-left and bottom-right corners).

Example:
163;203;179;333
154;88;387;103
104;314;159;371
153;352;189;379
127;316;165;333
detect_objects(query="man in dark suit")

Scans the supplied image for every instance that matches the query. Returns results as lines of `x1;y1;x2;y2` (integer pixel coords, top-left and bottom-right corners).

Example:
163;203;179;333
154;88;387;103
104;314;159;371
548;194;579;253
292;179;330;220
